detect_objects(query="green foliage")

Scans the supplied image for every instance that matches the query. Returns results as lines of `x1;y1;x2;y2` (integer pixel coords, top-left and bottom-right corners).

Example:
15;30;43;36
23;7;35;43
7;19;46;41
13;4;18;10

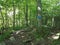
0;30;11;42
0;0;60;45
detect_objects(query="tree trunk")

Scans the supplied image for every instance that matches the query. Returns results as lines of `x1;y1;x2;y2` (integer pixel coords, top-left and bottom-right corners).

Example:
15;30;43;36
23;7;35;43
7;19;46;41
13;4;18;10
29;8;32;25
5;5;9;30
18;7;20;28
36;0;42;34
13;2;16;30
25;0;28;26
37;0;42;27
52;17;54;27
0;8;4;34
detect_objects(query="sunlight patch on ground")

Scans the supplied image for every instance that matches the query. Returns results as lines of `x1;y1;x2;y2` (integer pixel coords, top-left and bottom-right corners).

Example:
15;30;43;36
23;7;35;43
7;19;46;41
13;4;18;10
52;32;60;40
56;33;60;36
52;35;59;40
16;31;20;34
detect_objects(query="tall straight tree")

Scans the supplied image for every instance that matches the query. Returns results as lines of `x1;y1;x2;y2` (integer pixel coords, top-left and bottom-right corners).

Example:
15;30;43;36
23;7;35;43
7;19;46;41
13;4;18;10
29;7;32;25
25;0;28;26
36;0;42;34
5;5;9;30
37;0;42;27
18;4;20;28
13;1;16;30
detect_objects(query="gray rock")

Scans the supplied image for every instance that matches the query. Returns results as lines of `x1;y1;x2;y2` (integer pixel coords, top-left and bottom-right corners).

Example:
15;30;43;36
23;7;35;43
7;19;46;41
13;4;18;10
0;42;6;45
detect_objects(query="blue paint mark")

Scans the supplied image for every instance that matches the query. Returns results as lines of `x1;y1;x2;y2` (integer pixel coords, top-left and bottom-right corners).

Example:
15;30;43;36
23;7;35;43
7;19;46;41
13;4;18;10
37;15;42;19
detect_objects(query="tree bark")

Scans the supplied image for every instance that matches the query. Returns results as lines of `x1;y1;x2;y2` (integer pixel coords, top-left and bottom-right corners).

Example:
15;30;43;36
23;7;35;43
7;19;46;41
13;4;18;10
37;0;42;27
13;2;16;30
25;0;28;26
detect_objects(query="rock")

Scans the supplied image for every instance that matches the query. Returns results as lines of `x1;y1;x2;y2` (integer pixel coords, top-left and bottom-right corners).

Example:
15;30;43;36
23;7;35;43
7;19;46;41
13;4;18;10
3;28;36;45
0;42;6;45
9;36;16;41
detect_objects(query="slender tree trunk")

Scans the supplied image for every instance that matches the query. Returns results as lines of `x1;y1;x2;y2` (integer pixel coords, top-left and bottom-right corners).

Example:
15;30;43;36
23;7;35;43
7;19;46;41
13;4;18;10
0;8;4;34
5;5;9;30
45;17;47;25
13;2;16;30
25;0;28;26
18;8;20;28
52;17;54;27
37;0;42;27
36;0;42;34
29;8;32;25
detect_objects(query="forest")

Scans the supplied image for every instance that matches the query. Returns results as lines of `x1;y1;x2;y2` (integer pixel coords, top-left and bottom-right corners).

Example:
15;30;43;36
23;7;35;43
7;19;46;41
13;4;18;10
0;0;60;45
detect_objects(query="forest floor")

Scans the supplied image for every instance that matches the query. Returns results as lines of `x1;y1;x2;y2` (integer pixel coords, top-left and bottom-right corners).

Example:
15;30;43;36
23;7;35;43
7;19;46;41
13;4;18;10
0;27;60;45
0;29;36;45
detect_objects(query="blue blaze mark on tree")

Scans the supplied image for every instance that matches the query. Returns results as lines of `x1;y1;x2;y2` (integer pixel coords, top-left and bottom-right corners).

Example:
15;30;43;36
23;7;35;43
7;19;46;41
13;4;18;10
37;15;42;19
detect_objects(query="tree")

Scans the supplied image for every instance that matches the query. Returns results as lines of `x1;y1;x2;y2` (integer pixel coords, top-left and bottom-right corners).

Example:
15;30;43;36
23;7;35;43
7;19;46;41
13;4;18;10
25;0;28;26
13;1;16;30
